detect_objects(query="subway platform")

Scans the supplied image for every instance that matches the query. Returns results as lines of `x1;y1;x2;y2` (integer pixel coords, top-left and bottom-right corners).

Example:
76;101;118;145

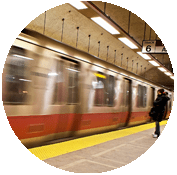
29;120;167;173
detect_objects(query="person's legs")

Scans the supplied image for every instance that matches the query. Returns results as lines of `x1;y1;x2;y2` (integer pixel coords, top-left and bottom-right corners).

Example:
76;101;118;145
155;121;160;136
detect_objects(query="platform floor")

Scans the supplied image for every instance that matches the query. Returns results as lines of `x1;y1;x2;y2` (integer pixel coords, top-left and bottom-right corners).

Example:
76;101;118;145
29;121;167;173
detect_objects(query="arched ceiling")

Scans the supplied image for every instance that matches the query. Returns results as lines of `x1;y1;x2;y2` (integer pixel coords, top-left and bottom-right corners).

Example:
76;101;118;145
25;1;174;90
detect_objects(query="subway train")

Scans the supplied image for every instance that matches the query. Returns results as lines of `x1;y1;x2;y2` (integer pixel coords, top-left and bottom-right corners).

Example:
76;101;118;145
2;29;173;148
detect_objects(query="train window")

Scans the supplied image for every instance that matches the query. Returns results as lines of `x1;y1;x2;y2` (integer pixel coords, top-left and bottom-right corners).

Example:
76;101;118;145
52;59;79;105
52;60;66;104
125;80;130;107
2;48;32;104
107;75;115;106
142;86;147;107
93;72;115;107
67;63;79;104
137;85;147;108
93;72;107;106
120;80;125;106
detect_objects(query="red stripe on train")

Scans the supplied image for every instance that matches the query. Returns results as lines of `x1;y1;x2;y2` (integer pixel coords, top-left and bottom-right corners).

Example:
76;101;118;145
7;111;149;140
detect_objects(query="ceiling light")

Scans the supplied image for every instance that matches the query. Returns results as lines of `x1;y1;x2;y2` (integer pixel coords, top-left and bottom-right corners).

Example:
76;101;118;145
148;60;160;66
118;38;138;49
170;76;174;79
165;72;172;76
158;67;167;72
48;73;58;76
19;79;32;82
13;54;33;60
137;52;151;60
69;2;88;10
66;68;80;72
91;17;120;35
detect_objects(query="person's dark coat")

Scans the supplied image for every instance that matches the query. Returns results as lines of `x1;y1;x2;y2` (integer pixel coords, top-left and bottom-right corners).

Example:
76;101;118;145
150;94;169;122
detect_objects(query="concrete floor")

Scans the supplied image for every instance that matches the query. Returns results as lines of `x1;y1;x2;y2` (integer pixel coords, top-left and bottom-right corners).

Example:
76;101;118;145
44;125;165;173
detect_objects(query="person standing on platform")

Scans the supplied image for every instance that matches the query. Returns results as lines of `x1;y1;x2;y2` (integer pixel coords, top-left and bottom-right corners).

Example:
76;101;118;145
151;89;169;138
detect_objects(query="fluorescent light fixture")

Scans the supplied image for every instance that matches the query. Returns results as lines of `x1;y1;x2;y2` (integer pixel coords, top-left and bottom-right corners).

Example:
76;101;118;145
69;2;87;10
170;76;174;79
148;60;160;66
118;37;138;49
91;17;120;35
137;52;151;60
19;79;32;82
13;54;33;60
165;72;172;76
48;73;58;76
66;68;80;72
158;67;166;72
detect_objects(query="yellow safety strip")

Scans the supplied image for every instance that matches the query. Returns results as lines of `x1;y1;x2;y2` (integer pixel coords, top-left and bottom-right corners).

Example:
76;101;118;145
29;120;167;160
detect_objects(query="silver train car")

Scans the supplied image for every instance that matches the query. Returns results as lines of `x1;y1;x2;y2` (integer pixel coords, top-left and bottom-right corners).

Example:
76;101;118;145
2;29;173;148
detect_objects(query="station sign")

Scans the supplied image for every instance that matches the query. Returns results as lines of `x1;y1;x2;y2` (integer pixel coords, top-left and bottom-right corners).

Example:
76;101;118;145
142;40;167;53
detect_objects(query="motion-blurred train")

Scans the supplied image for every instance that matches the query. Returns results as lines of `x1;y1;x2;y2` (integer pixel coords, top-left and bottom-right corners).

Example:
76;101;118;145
2;29;173;148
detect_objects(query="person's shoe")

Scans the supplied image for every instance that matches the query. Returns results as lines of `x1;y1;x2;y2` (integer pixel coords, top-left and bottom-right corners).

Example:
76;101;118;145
152;134;159;138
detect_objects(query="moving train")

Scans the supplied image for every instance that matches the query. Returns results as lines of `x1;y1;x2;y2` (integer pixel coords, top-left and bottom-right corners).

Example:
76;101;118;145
2;29;173;148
